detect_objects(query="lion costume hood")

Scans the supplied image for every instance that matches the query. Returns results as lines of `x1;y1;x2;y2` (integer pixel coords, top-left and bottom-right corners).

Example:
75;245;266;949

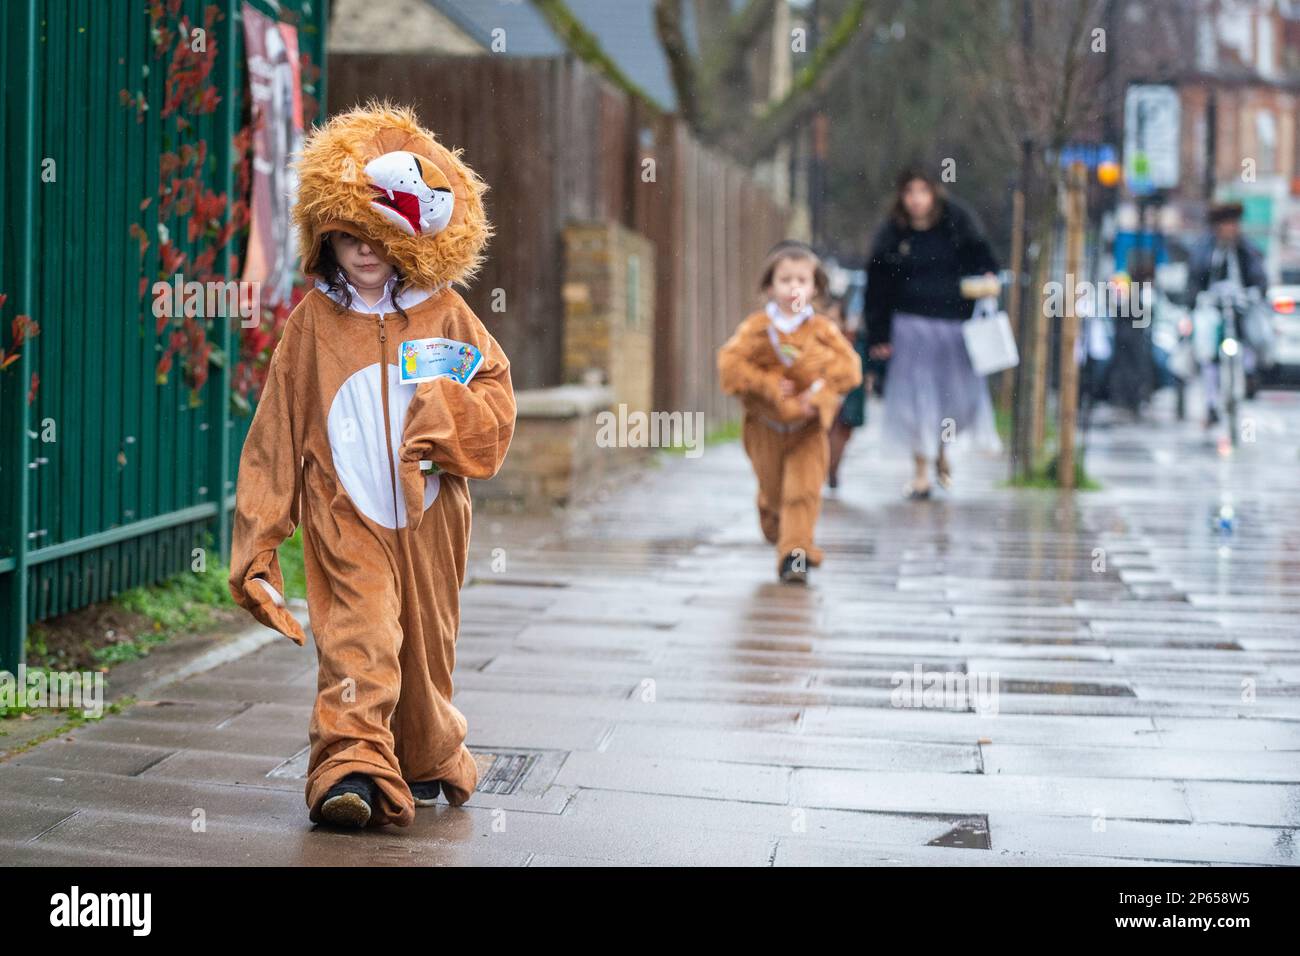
294;101;492;290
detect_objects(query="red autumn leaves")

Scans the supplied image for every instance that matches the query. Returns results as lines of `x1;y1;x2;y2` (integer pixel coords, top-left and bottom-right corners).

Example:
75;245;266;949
0;293;41;404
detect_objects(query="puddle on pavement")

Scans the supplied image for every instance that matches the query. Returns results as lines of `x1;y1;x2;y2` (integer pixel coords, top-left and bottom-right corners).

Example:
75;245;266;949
468;577;570;588
1002;636;1242;651
1003;679;1135;697
735;639;815;653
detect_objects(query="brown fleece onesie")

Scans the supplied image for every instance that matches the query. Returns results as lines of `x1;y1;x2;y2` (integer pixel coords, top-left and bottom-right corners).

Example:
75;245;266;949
227;104;514;827
718;309;862;570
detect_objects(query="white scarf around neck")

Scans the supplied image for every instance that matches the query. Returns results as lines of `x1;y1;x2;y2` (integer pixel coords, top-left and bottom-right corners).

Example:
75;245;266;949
766;299;813;334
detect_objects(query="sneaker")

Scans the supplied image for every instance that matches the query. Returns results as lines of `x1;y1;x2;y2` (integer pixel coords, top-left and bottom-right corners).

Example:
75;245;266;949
319;772;376;828
410;779;441;806
779;552;808;585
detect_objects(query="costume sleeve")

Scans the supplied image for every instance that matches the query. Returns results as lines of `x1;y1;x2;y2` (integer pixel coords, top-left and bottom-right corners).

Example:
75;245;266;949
227;325;306;646
718;319;787;405
397;320;516;529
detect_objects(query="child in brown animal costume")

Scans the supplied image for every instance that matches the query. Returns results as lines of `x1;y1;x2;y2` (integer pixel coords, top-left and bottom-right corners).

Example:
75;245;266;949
717;242;862;583
228;102;516;828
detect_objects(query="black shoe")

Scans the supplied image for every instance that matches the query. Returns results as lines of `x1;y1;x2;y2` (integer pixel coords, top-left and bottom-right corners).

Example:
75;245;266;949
319;772;376;828
779;552;808;584
1205;407;1220;429
410;779;441;806
904;481;932;500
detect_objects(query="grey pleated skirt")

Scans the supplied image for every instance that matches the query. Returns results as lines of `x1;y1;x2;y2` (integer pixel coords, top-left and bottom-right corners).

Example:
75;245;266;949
882;312;1002;460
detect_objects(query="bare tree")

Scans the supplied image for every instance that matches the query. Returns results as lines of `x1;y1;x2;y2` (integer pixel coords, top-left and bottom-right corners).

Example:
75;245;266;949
958;0;1108;481
532;0;899;165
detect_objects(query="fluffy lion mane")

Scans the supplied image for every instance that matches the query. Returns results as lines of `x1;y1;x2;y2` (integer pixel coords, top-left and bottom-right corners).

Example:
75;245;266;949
293;100;492;291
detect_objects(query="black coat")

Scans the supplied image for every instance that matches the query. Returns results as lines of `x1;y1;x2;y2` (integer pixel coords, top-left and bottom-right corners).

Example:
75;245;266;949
1188;233;1267;297
860;198;1000;349
1105;306;1157;413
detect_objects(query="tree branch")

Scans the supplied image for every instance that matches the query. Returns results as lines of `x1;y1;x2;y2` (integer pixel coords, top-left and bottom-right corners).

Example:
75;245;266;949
697;0;778;94
1048;0;1099;151
728;0;883;165
692;0;732;41
654;0;699;125
530;0;660;108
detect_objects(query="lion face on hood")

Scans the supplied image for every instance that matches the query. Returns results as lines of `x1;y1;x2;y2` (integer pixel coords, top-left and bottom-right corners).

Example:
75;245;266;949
294;102;492;291
363;150;454;237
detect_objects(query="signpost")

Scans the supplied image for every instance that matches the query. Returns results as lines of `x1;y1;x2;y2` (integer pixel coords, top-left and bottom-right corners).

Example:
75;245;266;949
1124;84;1181;194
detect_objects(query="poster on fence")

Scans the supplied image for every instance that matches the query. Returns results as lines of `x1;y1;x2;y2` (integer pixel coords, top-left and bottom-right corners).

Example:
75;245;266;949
241;3;304;308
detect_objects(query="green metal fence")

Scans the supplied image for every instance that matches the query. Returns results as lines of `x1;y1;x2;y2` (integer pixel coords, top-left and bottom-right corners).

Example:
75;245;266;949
0;0;328;672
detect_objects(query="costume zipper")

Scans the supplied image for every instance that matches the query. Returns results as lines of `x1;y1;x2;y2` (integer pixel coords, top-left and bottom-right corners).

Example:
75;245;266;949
377;312;402;529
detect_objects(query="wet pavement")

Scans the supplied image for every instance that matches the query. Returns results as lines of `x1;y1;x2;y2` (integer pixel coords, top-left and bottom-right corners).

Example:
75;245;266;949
3;387;1299;866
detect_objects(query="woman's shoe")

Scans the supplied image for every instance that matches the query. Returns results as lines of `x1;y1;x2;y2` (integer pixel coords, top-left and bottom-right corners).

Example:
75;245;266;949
410;779;441;806
319;773;376;828
904;481;931;500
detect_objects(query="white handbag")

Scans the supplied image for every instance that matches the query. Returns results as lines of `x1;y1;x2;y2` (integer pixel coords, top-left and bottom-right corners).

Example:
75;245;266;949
962;297;1020;375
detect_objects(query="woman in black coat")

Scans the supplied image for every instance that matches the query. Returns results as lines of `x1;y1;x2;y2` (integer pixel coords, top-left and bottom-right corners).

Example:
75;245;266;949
860;167;1002;497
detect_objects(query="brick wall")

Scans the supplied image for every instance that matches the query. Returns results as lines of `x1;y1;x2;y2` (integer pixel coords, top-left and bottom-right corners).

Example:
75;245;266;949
471;385;649;512
562;222;655;415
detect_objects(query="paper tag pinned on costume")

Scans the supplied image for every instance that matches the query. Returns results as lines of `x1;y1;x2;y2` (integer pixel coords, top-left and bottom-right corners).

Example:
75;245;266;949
398;337;484;385
766;324;800;367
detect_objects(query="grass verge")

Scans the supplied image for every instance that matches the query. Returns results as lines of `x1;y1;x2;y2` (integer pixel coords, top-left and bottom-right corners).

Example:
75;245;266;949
22;529;305;672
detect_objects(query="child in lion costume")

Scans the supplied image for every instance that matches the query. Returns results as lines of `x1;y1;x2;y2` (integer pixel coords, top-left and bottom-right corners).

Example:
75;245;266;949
228;102;516;829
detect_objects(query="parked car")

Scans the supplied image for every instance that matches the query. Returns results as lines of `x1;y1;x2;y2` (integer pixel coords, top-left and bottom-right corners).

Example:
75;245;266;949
1261;285;1300;387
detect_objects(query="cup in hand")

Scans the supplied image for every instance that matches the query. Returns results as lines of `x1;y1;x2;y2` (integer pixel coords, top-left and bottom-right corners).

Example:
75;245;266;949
960;274;1000;300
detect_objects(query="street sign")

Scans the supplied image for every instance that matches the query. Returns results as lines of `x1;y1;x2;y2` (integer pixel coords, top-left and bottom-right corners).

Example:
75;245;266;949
1058;142;1117;170
1124;84;1180;194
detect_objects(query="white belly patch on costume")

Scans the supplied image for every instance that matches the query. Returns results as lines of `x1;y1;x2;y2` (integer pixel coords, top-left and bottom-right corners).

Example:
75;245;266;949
327;362;440;529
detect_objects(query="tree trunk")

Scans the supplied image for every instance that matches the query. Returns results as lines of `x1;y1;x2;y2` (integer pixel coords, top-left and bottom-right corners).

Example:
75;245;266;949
1057;162;1087;489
